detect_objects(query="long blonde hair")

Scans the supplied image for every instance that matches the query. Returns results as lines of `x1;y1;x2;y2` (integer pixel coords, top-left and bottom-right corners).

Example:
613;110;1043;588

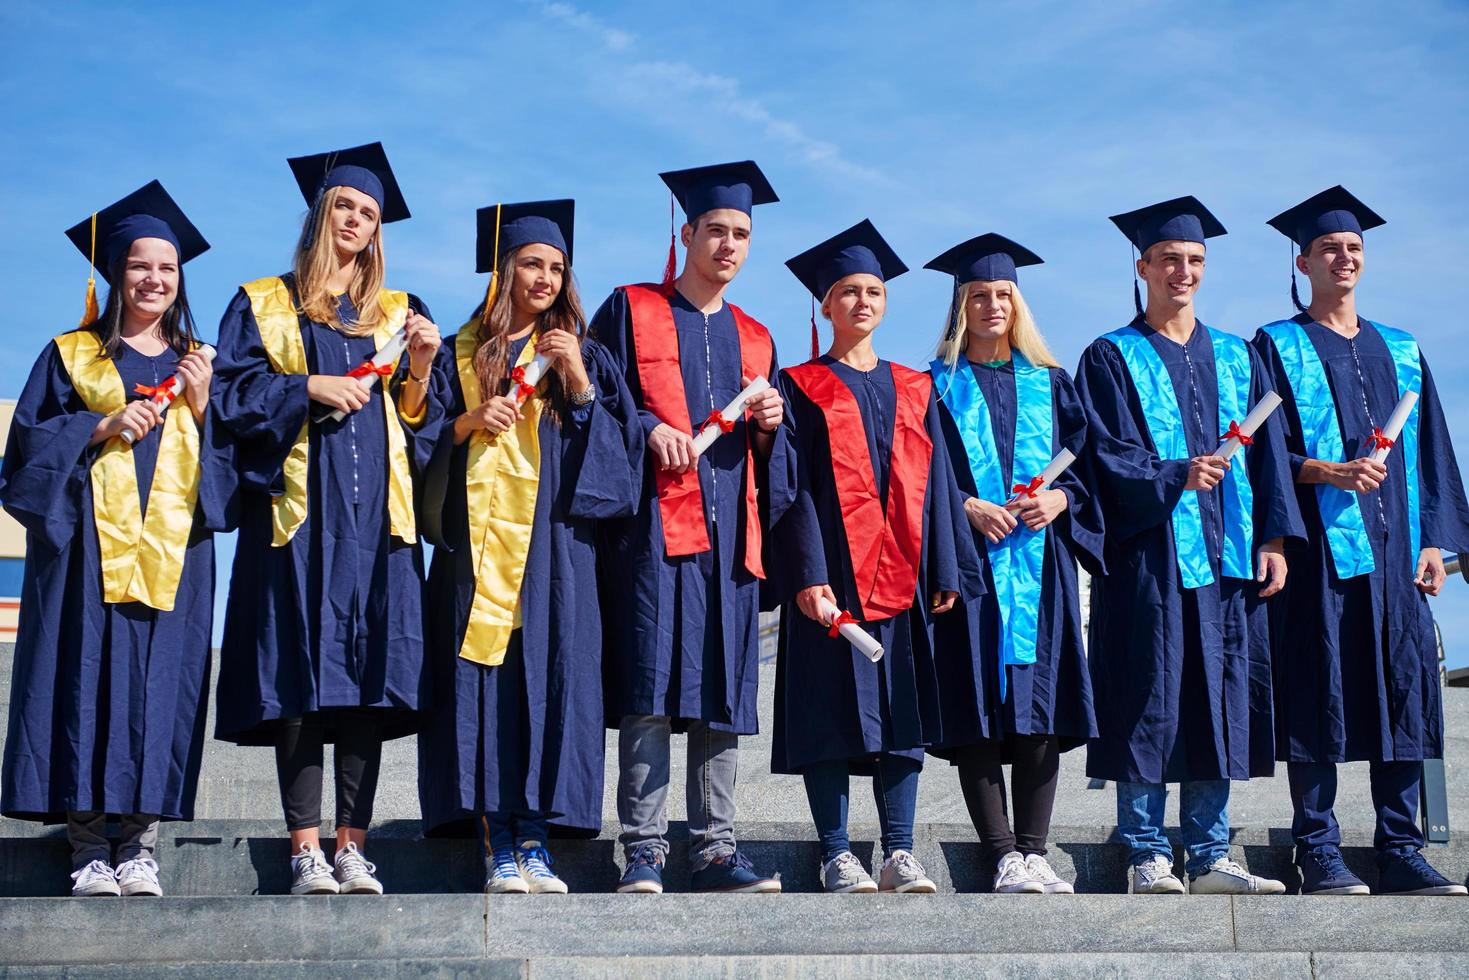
934;279;1060;369
292;185;388;336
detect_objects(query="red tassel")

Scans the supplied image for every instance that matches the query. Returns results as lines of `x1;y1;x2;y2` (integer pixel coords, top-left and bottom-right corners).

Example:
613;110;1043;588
661;193;677;290
809;296;818;360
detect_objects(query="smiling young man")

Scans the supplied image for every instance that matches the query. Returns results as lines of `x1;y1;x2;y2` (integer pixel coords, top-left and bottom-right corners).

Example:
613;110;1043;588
1075;197;1304;896
1252;186;1469;897
590;161;794;894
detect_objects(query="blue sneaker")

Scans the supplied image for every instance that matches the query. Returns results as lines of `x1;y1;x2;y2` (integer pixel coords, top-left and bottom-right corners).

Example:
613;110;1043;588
690;849;781;894
1376;848;1468;896
617;843;665;894
515;841;568;895
1298;846;1369;895
484;846;528;894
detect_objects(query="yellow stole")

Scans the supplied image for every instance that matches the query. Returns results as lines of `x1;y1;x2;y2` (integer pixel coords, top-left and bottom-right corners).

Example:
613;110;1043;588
53;330;202;611
455;328;544;666
240;277;417;547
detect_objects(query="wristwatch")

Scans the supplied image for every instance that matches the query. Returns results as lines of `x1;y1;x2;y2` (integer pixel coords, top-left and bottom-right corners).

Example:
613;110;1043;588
569;384;596;406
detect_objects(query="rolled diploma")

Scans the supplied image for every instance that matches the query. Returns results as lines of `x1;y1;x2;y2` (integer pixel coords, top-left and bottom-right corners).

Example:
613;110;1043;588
1216;391;1283;461
1369;390;1418;463
1004;448;1078;506
324;326;408;423
122;345;216;445
512;352;554;404
817;597;884;663
691;376;771;455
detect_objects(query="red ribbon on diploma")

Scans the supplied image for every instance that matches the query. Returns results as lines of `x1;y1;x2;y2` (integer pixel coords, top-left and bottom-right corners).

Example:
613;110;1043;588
347;361;394;380
133;380;180;405
1369;428;1394;452
1012;475;1044;499
1221;420;1253;446
827;609;859;639
703;409;735;434
510;365;536;402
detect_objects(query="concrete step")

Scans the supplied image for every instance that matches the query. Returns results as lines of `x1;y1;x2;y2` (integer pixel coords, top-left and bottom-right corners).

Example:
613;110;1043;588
3;819;1466;898
1;894;1466;970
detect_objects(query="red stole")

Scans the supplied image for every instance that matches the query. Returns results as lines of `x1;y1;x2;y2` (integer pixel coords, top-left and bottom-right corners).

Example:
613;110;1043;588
785;361;933;622
623;283;772;579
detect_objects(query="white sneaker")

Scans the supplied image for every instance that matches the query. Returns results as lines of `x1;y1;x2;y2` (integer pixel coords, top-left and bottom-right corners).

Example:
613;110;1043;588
820;851;878;894
333;842;384;895
290;843;340;895
1189;857;1285;895
515;842;568;895
993;851;1044;894
1131;854;1185;895
70;859;120;897
485;847;530;894
878;850;936;893
1024;853;1074;894
116;857;163;897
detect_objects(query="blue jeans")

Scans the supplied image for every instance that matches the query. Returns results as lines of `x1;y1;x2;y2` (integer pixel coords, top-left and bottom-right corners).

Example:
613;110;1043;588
1116;780;1230;877
803;755;922;863
483;810;551;853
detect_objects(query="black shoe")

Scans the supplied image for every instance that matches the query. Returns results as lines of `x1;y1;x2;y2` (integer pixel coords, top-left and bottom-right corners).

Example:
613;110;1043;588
1297;846;1368;895
1375;848;1468;896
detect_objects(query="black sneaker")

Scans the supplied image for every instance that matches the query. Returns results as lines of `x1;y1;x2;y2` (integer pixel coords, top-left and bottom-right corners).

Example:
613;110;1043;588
1298;846;1369;895
690;849;780;893
616;843;665;895
1375;848;1468;896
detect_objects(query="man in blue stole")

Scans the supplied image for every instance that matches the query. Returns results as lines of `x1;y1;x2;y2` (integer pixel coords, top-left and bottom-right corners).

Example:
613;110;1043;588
1076;196;1304;896
1253;186;1469;897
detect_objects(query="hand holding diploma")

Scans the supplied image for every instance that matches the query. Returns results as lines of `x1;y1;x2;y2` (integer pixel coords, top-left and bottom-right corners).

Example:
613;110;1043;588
122;345;216;444
817;597;884;663
1217;391;1283;461
319;325;406;423
692;376;773;455
1002;448;1077;531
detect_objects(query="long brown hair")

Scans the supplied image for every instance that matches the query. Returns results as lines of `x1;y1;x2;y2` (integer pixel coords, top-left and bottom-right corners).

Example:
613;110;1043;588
91;251;200;360
470;245;586;415
292;185;388;336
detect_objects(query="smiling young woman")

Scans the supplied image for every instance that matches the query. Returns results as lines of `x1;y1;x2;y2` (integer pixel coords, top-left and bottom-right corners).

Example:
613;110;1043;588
209;142;443;897
0;181;228;899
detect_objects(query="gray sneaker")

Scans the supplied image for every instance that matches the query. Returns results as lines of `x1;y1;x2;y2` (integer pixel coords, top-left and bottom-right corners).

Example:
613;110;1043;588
1024;853;1074;894
1189;857;1285;895
290;843;340;895
70;859;120;897
333;842;384;895
878;850;936;893
1132;854;1184;895
116;857;163;897
993;851;1043;894
820;851;877;894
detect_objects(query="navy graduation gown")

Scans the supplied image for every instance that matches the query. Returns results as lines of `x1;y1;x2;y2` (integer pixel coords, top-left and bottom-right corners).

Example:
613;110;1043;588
211;283;446;745
1253;317;1469;763
1;338;232;821
769;357;984;775
416;333;642;835
929;361;1104;761
1076;318;1304;784
591;287;797;735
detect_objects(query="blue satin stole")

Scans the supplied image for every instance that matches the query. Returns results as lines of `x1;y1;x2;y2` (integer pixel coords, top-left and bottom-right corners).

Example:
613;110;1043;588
1103;325;1255;589
933;352;1051;702
1261;318;1420;577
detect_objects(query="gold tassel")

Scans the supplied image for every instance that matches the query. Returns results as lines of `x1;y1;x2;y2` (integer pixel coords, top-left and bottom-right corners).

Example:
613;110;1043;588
479;203;503;327
80;212;99;327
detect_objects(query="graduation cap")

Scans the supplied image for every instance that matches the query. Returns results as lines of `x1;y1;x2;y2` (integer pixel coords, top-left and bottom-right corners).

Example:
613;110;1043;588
659;160;778;221
287;141;410;223
786;219;908;358
477;199;575;273
1266;185;1383;312
1267;185;1384;249
64;179;210;325
1109;196;1226;314
924;233;1043;285
1109;195;1227;253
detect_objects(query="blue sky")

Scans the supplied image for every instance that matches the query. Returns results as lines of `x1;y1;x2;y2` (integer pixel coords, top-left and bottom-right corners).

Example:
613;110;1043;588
3;0;1469;664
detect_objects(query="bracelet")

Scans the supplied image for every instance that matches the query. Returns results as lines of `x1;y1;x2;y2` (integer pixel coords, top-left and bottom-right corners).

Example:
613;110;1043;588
407;367;431;385
569;384;596;406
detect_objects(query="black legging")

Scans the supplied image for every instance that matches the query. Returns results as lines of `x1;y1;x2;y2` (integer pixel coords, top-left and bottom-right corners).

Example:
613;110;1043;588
956;734;1061;873
275;710;384;832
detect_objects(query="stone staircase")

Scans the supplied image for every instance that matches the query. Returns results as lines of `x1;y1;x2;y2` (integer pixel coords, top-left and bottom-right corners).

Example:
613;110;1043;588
2;649;1467;977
